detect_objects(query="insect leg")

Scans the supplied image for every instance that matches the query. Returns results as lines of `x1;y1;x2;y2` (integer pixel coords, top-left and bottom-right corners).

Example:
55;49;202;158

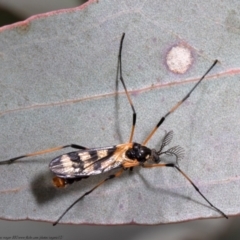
142;162;228;219
0;144;87;164
118;33;136;143
53;168;124;226
143;60;218;145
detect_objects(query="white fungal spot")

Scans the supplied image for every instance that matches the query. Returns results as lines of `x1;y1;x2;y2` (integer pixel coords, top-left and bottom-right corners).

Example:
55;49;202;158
166;45;193;74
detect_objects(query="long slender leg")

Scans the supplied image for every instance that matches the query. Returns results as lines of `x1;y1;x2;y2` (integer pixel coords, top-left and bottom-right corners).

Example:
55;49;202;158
0;144;87;165
53;168;124;226
142;162;228;219
118;33;136;143
143;60;218;145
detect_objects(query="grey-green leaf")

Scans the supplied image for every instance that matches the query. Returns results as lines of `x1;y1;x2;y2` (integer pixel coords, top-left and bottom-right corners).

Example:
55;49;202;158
0;0;239;225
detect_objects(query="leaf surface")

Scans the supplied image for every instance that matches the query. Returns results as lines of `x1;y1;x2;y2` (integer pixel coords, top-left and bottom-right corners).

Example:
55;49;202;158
0;0;239;225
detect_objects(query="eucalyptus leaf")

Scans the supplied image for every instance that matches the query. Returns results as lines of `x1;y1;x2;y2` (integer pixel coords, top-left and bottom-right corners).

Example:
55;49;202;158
0;0;239;225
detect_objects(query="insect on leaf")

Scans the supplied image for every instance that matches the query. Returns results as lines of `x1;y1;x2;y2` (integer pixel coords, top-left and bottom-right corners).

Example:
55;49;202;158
0;0;239;225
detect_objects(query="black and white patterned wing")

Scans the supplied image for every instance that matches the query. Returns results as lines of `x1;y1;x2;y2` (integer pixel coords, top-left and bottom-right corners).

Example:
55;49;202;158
49;144;129;178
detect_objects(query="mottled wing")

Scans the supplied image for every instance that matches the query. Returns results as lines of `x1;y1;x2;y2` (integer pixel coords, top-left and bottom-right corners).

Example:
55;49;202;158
49;144;131;178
